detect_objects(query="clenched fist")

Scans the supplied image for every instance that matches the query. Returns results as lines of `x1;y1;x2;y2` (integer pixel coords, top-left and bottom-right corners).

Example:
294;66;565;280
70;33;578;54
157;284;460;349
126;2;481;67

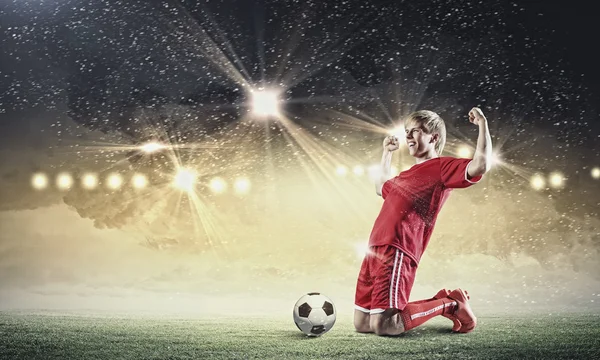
383;135;400;152
468;107;486;126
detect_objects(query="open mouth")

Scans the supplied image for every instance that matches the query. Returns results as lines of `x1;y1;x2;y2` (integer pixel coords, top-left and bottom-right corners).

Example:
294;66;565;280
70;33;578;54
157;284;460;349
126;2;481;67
408;142;416;148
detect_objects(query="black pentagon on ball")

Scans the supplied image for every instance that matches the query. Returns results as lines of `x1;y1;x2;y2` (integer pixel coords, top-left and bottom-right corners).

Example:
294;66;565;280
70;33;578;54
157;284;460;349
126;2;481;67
298;303;312;318
311;325;326;335
307;292;320;296
322;301;334;316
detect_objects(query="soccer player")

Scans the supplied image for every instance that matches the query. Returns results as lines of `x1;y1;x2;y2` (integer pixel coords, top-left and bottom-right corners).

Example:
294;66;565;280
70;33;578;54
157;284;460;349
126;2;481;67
354;107;492;336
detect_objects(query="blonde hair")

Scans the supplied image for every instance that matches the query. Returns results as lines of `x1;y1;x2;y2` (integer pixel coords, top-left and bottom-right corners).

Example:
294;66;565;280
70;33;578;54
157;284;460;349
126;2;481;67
405;110;446;155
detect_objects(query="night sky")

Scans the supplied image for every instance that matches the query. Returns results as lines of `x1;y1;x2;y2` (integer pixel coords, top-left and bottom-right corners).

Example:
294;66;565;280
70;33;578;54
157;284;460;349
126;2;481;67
2;0;598;212
0;0;599;312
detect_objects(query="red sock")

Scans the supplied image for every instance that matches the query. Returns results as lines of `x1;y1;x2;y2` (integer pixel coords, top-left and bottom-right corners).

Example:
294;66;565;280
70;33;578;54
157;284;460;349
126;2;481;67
400;298;457;332
407;297;436;305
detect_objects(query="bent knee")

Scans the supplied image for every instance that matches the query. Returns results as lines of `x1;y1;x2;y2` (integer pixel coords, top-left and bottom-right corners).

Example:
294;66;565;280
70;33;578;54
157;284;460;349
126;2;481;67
371;323;388;336
354;316;371;333
354;322;371;333
370;310;402;336
370;318;387;336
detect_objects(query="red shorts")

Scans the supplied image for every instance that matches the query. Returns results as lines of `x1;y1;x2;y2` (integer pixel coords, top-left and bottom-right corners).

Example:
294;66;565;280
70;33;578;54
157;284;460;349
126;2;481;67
354;245;418;314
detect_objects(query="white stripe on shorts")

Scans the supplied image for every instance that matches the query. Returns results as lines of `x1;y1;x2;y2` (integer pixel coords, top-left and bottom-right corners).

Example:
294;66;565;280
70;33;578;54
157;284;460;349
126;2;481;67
389;249;399;308
394;252;403;308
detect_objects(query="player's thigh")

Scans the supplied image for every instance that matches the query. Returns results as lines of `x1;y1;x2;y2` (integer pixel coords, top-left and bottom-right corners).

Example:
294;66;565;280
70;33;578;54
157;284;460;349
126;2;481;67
369;245;399;311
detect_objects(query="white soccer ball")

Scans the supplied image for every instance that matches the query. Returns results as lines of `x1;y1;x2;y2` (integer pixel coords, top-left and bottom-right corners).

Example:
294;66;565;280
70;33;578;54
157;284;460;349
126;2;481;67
293;292;336;336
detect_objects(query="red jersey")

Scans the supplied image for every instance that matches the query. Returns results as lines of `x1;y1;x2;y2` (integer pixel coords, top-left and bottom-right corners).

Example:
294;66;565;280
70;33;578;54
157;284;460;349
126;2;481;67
368;157;482;265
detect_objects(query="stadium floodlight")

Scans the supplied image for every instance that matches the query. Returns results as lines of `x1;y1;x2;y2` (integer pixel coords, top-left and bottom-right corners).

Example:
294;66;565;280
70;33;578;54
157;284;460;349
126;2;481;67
106;173;123;190
140;142;166;153
209;177;227;194
132;173;148;189
591;167;600;179
353;165;365;176
251;89;280;117
174;168;197;192
548;171;565;189
56;172;73;190
82;173;98;190
31;173;48;190
336;165;348;176
530;173;545;191
234;177;251;195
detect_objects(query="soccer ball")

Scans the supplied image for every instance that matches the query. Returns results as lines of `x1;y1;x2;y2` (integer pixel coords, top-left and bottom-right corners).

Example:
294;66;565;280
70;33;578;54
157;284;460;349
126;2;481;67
293;292;336;336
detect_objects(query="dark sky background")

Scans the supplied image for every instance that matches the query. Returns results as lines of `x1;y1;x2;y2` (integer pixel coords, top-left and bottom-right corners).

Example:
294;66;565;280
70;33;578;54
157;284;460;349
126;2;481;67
2;0;600;131
2;0;599;206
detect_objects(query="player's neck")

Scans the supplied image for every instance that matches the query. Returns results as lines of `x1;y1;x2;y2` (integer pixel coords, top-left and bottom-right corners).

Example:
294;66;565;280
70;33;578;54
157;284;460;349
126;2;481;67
414;150;439;164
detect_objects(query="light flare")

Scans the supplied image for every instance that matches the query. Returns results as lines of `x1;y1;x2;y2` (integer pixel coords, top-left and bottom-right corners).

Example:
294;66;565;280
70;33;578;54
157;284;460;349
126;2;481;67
251;89;280;117
140;142;166;153
82;173;98;190
234;177;251;195
388;125;406;144
209;177;227;194
548;171;565;189
530;174;546;191
56;173;73;191
491;151;502;167
353;166;364;176
336;165;348;176
457;145;473;158
354;242;371;259
106;173;124;190
132;173;148;189
174;168;197;192
31;173;48;190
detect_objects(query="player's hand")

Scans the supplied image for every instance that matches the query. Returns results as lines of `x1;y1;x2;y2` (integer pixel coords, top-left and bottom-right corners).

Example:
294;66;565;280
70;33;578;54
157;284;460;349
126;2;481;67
468;107;486;126
383;135;400;152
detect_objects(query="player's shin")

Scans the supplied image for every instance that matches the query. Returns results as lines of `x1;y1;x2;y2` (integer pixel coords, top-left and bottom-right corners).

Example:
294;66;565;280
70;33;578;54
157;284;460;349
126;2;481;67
399;297;457;332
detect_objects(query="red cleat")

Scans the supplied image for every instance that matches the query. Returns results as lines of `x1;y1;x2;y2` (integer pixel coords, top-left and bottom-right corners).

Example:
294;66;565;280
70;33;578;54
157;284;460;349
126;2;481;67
446;288;477;333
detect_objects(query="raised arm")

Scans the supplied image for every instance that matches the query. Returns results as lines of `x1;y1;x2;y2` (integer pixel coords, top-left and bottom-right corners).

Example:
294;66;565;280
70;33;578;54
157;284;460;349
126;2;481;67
467;107;493;178
376;135;399;196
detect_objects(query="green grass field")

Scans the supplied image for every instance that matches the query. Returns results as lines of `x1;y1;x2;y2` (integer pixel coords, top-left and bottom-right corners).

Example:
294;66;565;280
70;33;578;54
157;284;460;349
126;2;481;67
1;312;599;359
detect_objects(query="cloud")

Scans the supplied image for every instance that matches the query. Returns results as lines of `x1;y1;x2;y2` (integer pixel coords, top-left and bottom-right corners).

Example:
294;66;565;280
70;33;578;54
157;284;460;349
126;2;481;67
0;187;599;314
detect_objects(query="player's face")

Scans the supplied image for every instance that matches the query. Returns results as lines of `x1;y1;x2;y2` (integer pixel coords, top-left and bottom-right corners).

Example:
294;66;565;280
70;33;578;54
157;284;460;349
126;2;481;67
405;121;435;157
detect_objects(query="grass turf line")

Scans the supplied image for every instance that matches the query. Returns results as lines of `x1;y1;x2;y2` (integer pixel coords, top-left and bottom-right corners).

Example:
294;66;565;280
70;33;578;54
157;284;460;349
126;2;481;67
1;312;599;359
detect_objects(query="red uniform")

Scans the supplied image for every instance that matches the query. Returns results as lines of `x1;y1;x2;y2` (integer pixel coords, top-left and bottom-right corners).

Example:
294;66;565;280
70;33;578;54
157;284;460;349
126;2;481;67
355;157;482;314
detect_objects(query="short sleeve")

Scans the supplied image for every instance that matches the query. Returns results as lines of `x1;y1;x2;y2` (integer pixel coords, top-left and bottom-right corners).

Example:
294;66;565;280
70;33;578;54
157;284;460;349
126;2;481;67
440;157;483;189
382;179;393;199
